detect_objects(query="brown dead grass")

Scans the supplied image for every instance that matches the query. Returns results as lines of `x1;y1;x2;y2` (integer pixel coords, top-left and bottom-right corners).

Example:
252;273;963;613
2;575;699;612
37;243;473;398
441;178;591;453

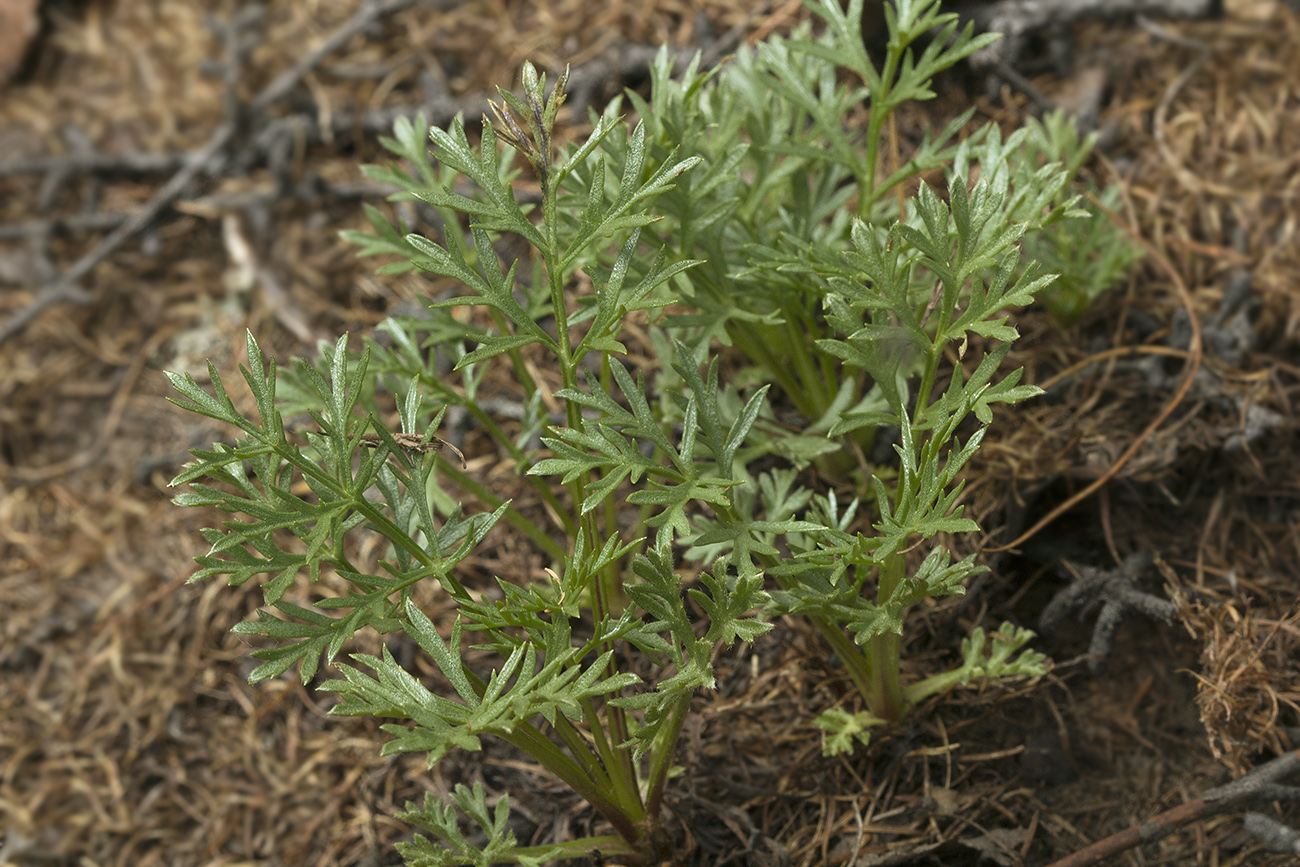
1;0;1298;865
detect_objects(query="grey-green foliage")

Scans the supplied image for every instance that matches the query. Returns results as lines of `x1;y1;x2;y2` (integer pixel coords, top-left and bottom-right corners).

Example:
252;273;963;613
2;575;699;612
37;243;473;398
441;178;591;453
593;0;1139;430
553;0;1126;751
166;0;1103;859
583;0;999;429
168;334;497;683
397;782;587;867
569;0;1065;751
1013;109;1146;322
696;132;1057;746
169;64;778;866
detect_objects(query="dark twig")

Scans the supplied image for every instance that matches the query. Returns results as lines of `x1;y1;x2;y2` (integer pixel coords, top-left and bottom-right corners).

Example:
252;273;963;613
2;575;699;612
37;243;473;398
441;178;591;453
36;127;94;210
1039;552;1175;675
0;283;94;343
1043;747;1300;867
1244;813;1300;854
985;58;1058;114
965;0;1219;68
0;122;238;348
965;0;1217;32
1132;270;1281;455
0;150;190;179
0;38;721;184
0;173;527;246
250;0;419;113
0;211;147;242
203;4;266;129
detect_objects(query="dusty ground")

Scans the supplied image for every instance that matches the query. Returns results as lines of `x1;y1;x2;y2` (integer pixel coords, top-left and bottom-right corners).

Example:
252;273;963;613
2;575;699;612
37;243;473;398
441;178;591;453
1;1;1298;866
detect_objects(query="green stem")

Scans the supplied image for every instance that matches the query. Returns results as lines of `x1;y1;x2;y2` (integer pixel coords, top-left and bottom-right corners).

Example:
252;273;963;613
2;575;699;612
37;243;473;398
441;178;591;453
867;553;907;723
809;614;878;712
598;354;631;612
349;498;435;567
460;397;574;530
506;836;640;865
781;306;832;415
761;549;903;724
538;140;644;825
728;321;818;419
643;688;694;821
489;308;541;395
556;360;641;807
858;42;903;219
500;722;642;844
904;667;968;707
913;330;946;419
582;512;639;796
548;712;615;792
580;697;643;821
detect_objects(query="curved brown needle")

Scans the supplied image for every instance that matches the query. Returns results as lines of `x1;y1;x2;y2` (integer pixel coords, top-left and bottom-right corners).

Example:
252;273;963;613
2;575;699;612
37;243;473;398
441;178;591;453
1037;344;1189;392
988;192;1202;553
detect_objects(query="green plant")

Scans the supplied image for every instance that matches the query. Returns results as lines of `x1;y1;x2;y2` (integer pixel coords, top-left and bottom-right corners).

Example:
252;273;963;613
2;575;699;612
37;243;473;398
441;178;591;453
1013;109;1145;323
603;0;1139;432
168;65;782;865
568;0;1070;752
682;129;1055;752
586;0;997;432
166;2;1106;862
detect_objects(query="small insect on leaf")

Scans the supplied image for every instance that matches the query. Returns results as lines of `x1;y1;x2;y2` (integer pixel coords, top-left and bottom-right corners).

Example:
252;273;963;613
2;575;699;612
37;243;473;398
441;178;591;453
360;431;467;468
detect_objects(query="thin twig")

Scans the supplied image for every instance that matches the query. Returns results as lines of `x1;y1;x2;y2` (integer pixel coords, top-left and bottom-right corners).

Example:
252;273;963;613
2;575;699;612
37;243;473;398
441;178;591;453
1037;344;1191;392
966;0;1220;71
987;58;1058;114
1150;37;1213;196
250;0;419;113
0;179;424;243
968;0;1218;34
0;150;189;179
0;0;735;348
1042;747;1300;867
0;120;238;349
0;211;133;241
